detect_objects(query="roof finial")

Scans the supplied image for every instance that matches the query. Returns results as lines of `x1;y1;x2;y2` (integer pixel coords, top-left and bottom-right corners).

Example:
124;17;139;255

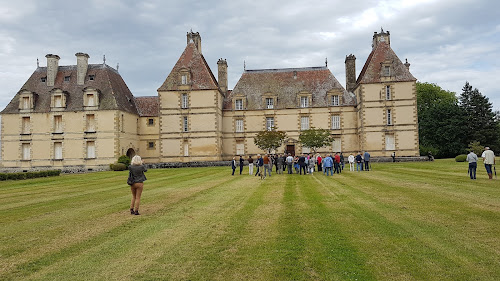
103;54;106;65
36;58;39;68
244;60;246;71
381;27;384;33
116;63;119;72
325;57;328;67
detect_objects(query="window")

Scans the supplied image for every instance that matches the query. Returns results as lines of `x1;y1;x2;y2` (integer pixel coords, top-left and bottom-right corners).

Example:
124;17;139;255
86;114;95;132
148;141;155;149
22;143;31;160
266;117;274;131
387;109;393;125
235;99;243;110
64;76;70;82
181;93;188;109
183;116;188;132
235;119;244;132
41;77;47;83
22;97;30;109
386;134;395;150
54;142;62;160
386;85;391;100
236;142;245;155
384;66;390;76
86;94;95;106
332;115;340;129
181;75;187;85
86;141;96;158
301;116;309;130
300;96;309;108
54;95;62;107
54;115;62;133
148;118;154;126
22;117;30;134
89;75;95;81
331;95;340;106
266;98;274;109
183;142;189;156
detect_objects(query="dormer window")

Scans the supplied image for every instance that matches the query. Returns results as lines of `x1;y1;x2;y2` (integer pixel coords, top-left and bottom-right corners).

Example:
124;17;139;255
83;88;99;109
300;96;309;108
89;75;95;81
179;69;191;86
87;94;95;106
266;98;274;109
181;75;187;85
331;95;340;106
235;99;243;110
64;76;70;82
40;77;47;83
50;90;66;110
18;91;35;112
384;66;391;76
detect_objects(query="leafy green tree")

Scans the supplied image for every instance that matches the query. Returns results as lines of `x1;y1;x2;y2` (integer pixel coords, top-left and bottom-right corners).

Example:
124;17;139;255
253;130;287;153
467;141;483;156
417;82;467;158
459;82;500;151
298;127;334;154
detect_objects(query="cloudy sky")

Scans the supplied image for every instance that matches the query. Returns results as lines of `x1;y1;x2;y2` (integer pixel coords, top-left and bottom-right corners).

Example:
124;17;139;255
1;0;499;111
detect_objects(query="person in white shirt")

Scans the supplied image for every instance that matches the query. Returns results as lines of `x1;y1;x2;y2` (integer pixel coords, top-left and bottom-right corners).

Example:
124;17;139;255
482;147;496;180
286;153;294;174
348;153;355;171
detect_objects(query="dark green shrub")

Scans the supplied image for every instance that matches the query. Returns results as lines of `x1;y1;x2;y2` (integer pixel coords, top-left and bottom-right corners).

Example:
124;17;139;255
118;155;131;167
111;163;127;171
0;170;61;181
455;154;467;162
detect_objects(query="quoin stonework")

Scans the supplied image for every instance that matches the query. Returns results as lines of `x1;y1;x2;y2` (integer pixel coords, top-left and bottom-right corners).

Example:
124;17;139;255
0;30;419;171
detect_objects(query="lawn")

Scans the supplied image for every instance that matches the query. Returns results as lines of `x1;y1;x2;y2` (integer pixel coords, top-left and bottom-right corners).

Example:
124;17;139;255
0;159;499;280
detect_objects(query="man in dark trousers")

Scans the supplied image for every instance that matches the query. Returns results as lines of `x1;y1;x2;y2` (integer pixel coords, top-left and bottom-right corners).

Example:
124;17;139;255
298;154;307;175
363;151;371;171
239;155;244;175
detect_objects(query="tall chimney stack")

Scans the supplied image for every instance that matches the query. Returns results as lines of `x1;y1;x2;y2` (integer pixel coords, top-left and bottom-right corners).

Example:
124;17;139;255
45;54;60;87
345;54;356;93
75;52;90;85
187;31;202;54
217;58;228;95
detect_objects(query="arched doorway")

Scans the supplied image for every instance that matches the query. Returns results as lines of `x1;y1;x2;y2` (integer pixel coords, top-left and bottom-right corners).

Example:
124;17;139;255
126;148;136;159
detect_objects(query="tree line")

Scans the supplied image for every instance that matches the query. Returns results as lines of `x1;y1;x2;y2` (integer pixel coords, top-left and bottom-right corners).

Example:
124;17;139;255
417;81;500;158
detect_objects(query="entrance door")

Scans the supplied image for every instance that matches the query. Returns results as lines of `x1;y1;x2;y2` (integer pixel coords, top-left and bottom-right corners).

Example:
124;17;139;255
126;148;136;159
286;145;295;156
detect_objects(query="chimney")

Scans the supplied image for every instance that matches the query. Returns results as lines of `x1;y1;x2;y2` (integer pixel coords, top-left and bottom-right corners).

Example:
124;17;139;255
345;54;356;93
45;54;60;87
372;28;390;49
75;52;90;85
187;31;202;54
217;58;228;95
404;58;411;71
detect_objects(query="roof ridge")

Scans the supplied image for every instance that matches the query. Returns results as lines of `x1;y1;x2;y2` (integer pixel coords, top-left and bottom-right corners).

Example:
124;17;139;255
245;66;327;73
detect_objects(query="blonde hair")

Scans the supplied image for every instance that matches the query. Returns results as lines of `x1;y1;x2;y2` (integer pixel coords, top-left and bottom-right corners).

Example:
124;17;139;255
131;155;142;165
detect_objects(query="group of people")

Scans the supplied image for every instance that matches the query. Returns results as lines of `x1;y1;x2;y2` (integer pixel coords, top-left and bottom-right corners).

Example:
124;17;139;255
466;147;496;180
231;151;372;178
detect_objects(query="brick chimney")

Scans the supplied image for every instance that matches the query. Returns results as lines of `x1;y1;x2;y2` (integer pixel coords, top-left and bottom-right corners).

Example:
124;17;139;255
75;52;89;85
187;31;202;54
217;58;228;95
45;54;60;87
345;54;356;93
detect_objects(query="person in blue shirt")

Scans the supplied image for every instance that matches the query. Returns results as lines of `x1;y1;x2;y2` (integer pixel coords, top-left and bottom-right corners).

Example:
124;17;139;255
363;151;371;171
323;154;334;176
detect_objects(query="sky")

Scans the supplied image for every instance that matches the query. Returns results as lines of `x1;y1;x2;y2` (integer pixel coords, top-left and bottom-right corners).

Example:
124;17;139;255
0;0;499;112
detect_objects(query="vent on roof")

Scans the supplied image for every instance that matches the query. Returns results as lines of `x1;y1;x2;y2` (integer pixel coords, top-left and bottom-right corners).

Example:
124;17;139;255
40;77;47;83
89;75;95;81
64;76;70;82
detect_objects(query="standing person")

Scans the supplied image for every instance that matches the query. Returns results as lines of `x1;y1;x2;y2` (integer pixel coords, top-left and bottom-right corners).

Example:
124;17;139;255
128;155;147;216
282;154;287;172
255;154;263;176
482;147;496;180
333;152;341;174
340;152;345;171
231;157;237;176
348;153;355;171
364;151;371;171
239;155;244;175
317;154;322;172
273;154;279;173
466;150;478;180
294;156;300;173
248;155;254;175
277;154;284;174
355;152;363;171
286;153;294;174
391;152;396;162
323;154;333;176
263;154;272;178
308;155;315;174
428;151;434;161
298;154;307;175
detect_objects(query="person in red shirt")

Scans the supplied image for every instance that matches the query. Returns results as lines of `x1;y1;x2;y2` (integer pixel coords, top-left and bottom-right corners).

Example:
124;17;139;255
316;154;322;172
334;152;341;174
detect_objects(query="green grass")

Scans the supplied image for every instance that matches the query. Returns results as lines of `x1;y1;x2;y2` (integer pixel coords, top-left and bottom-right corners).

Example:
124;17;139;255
0;159;499;280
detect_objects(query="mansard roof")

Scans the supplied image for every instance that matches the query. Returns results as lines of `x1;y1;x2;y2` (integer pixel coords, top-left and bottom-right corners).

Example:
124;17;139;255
224;66;356;110
135;96;159;117
157;43;219;91
1;64;138;114
356;41;416;84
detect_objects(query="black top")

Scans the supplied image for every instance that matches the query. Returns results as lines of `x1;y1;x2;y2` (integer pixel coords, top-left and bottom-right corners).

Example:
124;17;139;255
129;165;147;183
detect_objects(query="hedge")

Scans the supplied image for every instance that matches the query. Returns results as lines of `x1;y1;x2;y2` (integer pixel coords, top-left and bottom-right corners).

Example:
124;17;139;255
455;154;467;162
110;163;127;171
0;170;61;181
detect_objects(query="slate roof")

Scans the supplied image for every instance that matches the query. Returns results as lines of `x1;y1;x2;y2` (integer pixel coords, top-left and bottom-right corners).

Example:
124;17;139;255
224;67;356;110
158;43;219;91
356;41;416;85
135;96;159;117
1;64;138;115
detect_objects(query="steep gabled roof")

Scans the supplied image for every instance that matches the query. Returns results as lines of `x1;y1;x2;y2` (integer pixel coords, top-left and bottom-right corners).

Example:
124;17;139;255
157;43;219;91
1;64;138;114
224;67;356;110
135;96;159;117
357;42;416;84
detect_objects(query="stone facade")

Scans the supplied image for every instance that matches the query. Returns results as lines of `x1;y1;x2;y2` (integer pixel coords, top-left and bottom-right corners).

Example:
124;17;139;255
0;30;419;171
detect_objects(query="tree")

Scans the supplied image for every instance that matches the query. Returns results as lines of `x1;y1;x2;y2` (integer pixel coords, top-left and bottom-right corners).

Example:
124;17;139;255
253;130;287;153
468;141;483;156
298;127;334;154
459;81;500;151
416;82;467;158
